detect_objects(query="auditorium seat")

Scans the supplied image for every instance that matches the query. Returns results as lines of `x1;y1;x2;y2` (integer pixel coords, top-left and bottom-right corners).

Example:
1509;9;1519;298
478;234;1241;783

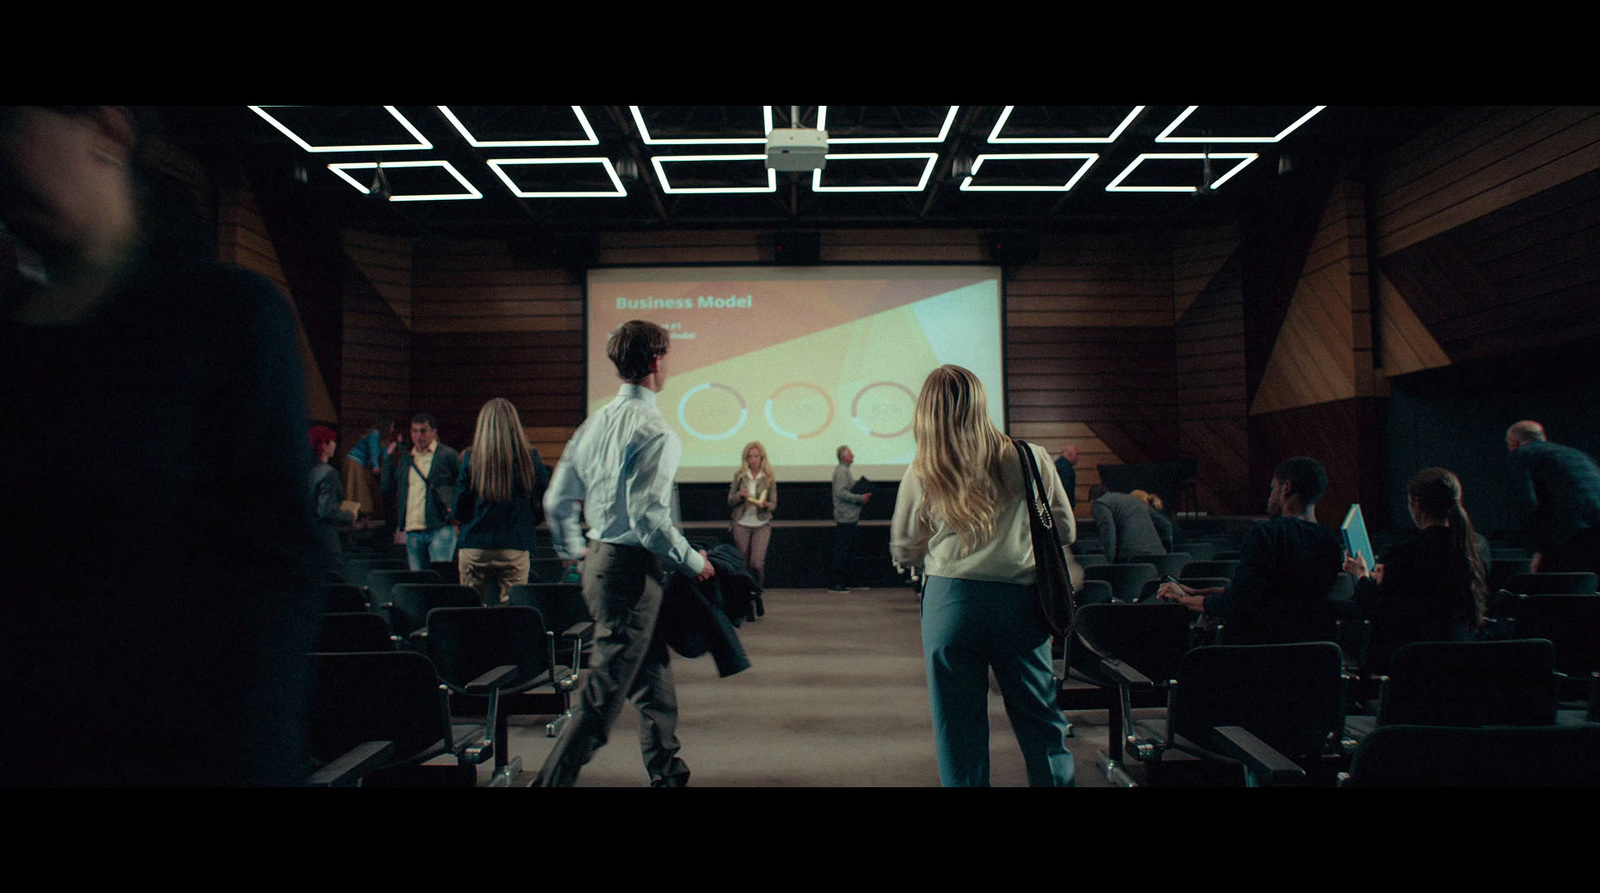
424;605;574;780
1124;642;1351;786
1084;563;1159;605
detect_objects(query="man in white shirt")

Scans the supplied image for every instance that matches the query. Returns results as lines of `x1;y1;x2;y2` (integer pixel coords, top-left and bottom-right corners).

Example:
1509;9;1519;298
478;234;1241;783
534;319;714;787
380;413;461;571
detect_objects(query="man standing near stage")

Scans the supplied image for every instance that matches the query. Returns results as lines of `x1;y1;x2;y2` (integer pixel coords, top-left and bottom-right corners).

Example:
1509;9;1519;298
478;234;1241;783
829;444;872;591
534;319;713;787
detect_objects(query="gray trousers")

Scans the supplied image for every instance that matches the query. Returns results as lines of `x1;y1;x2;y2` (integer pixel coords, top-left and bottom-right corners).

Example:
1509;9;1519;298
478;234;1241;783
533;541;688;786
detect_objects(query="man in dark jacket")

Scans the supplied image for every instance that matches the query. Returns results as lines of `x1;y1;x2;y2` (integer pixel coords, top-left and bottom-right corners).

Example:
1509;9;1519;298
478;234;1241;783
1506;420;1600;575
382;412;462;570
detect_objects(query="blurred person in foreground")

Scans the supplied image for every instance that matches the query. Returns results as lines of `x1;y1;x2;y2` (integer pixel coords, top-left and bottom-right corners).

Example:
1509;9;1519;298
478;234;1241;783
0;106;319;785
891;365;1076;787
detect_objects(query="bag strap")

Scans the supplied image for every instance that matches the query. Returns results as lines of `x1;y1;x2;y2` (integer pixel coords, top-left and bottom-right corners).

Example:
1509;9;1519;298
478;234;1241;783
1013;439;1055;535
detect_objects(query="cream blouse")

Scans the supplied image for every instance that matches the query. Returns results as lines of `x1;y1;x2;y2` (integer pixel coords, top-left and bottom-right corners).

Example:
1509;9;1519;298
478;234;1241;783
890;442;1075;586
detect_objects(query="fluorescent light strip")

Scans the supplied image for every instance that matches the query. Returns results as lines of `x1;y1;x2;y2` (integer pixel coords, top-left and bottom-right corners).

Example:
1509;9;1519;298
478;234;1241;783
249;105;431;153
438;106;599;147
1155;106;1327;143
651;154;776;194
1104;153;1258;192
817;106;959;144
630;106;775;144
987;106;1145;144
326;161;482;201
485;157;626;198
810;153;938;193
959;153;1099;192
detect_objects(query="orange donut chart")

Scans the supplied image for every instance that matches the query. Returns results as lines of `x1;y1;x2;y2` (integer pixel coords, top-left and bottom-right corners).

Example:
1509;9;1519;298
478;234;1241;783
677;382;747;441
851;381;916;438
764;383;834;440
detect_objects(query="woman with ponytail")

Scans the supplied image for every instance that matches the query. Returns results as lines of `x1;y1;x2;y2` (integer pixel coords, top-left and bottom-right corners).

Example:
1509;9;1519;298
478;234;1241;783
1343;467;1488;673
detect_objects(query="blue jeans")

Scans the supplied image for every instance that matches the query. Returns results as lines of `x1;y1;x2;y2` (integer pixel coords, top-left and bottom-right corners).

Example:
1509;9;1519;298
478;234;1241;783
405;526;458;571
921;576;1075;787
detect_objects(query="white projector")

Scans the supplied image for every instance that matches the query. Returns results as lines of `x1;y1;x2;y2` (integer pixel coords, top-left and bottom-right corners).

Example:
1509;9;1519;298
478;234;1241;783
766;127;829;172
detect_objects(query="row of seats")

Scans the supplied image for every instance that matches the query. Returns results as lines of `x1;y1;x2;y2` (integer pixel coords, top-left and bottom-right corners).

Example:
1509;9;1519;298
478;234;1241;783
1058;595;1600;787
305;547;594;787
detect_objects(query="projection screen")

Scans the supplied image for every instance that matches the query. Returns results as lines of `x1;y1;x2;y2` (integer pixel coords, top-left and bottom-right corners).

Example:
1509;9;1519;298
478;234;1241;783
586;265;1005;483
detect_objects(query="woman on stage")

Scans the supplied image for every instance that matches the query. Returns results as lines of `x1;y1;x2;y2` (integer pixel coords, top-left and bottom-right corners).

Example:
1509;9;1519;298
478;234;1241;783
728;441;776;586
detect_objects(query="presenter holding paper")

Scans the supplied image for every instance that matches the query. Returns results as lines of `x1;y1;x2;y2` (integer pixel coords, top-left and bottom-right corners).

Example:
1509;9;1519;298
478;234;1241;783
728;441;776;587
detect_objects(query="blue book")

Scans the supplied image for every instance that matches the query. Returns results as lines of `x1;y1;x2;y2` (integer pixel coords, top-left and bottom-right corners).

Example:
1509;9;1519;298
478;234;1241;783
1341;504;1375;574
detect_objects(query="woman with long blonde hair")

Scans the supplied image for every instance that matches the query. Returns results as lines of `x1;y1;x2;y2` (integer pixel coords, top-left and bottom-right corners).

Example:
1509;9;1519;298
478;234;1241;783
454;398;550;603
890;365;1076;786
728;440;776;586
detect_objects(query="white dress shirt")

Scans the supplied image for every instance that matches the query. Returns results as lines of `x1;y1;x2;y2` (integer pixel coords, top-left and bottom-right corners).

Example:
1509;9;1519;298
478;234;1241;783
544;383;706;575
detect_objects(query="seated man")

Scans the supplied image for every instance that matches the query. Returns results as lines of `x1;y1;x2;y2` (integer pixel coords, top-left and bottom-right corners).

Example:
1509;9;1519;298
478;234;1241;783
1159;457;1344;644
1088;484;1172;561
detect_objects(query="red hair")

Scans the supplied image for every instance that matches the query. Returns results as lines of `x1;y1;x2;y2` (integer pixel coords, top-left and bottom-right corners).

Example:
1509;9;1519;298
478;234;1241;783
308;425;338;453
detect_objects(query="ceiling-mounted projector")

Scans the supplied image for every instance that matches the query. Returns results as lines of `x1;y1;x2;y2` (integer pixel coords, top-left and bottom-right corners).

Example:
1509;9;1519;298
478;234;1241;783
766;127;829;172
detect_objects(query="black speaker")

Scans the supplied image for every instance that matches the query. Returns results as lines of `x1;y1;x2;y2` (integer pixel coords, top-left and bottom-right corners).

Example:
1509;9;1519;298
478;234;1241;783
774;231;820;265
986;230;1039;267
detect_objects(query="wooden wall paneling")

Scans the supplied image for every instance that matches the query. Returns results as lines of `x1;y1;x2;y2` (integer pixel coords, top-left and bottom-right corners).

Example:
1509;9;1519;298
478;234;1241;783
1377;107;1600;255
1378;164;1600;365
341;229;414;328
1376;270;1451;378
1242;167;1342;405
339;261;411;451
1250;174;1368;416
1175;225;1251;515
410;330;587;449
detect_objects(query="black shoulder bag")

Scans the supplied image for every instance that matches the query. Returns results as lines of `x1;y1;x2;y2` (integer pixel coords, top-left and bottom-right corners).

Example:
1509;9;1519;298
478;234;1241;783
1014;439;1077;638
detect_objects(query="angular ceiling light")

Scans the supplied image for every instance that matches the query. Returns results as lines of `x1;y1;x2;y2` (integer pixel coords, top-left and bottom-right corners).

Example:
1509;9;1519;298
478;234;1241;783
1155;106;1326;142
987;106;1145;143
817;106;959;144
326;160;482;201
248;105;431;152
651;154;777;194
958;153;1099;191
630;106;775;144
486;157;627;197
438;105;599;147
811;153;939;192
1104;153;1258;192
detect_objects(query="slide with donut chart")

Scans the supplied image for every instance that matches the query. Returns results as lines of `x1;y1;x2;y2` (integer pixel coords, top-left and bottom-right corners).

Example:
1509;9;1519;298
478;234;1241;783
588;265;1004;482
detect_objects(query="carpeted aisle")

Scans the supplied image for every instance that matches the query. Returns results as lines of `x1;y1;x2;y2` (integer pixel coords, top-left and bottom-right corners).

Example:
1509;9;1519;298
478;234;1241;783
499;587;1115;787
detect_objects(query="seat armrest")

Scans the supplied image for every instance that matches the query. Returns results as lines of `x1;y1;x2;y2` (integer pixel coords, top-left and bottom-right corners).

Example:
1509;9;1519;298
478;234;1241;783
308;740;395;787
561;621;595;642
1099;658;1154;691
1211;725;1306;786
466;664;517;694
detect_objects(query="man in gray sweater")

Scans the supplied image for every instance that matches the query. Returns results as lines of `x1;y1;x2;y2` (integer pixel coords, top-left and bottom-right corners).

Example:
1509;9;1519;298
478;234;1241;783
829;445;871;591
